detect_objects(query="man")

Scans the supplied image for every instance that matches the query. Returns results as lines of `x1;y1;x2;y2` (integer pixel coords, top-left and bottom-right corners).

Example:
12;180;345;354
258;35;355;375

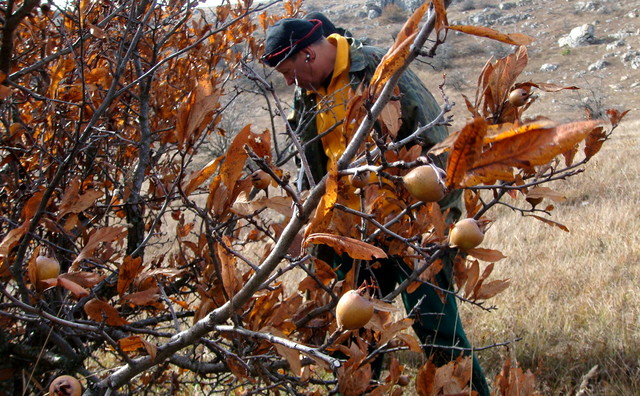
261;18;490;395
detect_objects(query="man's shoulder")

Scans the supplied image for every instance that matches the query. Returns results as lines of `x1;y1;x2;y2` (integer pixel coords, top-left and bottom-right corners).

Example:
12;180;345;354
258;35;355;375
348;39;386;72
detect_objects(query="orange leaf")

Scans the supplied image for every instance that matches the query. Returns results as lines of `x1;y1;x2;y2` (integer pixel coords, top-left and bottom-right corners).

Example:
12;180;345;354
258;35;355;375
274;344;302;377
444;118;487;189
22;186;45;221
474;279;511;300
304;233;387;261
118;335;157;359
483;120;556;145
72;226;127;269
304;165;339;239
117;256;143;296
181;156;223;196
416;360;437;396
369;34;416;96
59;271;104;288
174;79;220;149
526;186;566;203
606;108;630;128
447;25;534;46
84;298;128;326
465;248;507;262
231;193;294;218
464;120;601;186
0;220;30;259
57;277;90;298
121;287;161;307
0;84;13;100
583;126;607;160
527;215;570;232
216;237;240;298
394;2;428;49
463;260;480;298
58;180;103;219
379;98;402;140
432;0;449;37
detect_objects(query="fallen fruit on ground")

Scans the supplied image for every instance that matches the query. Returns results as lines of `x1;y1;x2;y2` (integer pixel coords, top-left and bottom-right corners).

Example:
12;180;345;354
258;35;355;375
35;255;60;283
49;375;82;396
508;87;530;107
402;165;446;202
449;218;485;250
335;289;374;330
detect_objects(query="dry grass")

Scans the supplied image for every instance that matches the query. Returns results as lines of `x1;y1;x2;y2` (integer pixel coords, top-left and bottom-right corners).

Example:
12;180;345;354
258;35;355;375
460;119;640;394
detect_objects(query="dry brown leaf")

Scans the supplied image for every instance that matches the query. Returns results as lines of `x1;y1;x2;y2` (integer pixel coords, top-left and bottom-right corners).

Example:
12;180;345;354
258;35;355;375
57;277;90;298
274;344;302;377
117;256;143;296
84;298;128;326
527;215;570;232
174;79;220;148
72;226;127;269
121;287;161;306
447;25;534;46
181;156;223;196
304;233;387;260
474;279;511;300
445;118;488;189
465;248;507;262
526;186;566;203
463;260;480;298
303;165;339;239
416;360;437;396
583;126;607;160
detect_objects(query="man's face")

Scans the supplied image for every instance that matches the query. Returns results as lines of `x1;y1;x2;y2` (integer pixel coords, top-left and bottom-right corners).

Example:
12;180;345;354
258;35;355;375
275;51;317;91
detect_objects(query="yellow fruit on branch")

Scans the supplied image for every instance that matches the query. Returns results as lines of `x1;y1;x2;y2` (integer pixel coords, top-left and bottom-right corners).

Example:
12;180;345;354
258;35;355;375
335;289;374;330
35;255;60;283
250;169;271;190
508;87;530;107
449;218;485;250
348;170;372;189
402;165;447;203
49;375;82;396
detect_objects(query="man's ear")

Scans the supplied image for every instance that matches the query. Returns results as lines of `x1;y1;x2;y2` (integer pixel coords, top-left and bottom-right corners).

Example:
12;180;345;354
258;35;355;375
303;48;315;62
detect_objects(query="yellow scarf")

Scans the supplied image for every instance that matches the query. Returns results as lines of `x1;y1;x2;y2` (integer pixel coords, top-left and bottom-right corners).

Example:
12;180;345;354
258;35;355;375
312;34;351;164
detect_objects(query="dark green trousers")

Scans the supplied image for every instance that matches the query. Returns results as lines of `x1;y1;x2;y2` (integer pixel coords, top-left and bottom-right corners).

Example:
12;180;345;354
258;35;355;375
333;251;490;396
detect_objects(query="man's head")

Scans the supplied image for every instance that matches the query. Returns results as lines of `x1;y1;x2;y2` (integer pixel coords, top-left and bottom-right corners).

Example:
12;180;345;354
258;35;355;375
261;18;336;91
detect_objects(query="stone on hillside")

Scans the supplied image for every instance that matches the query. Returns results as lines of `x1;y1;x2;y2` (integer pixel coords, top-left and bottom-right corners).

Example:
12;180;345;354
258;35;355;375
588;60;609;71
558;24;596;48
540;63;559;72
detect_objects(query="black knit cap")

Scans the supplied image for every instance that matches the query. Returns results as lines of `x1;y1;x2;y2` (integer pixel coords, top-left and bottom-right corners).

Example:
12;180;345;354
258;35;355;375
304;12;338;37
261;18;324;67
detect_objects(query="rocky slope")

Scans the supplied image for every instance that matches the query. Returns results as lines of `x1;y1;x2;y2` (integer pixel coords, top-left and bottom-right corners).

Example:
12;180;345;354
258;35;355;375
301;0;640;126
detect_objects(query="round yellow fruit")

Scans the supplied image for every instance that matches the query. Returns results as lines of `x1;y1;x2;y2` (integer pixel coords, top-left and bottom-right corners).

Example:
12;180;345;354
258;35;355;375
335;290;374;330
348;170;372;189
250;170;270;190
35;255;60;283
402;165;446;203
508;88;530;107
49;375;82;396
449;218;485;250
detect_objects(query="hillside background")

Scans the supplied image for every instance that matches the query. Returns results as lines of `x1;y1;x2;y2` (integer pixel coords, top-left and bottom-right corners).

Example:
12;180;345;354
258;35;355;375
257;0;640;394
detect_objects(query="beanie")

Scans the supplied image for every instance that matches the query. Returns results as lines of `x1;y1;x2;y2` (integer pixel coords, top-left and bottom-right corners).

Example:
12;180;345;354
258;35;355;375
261;18;324;67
